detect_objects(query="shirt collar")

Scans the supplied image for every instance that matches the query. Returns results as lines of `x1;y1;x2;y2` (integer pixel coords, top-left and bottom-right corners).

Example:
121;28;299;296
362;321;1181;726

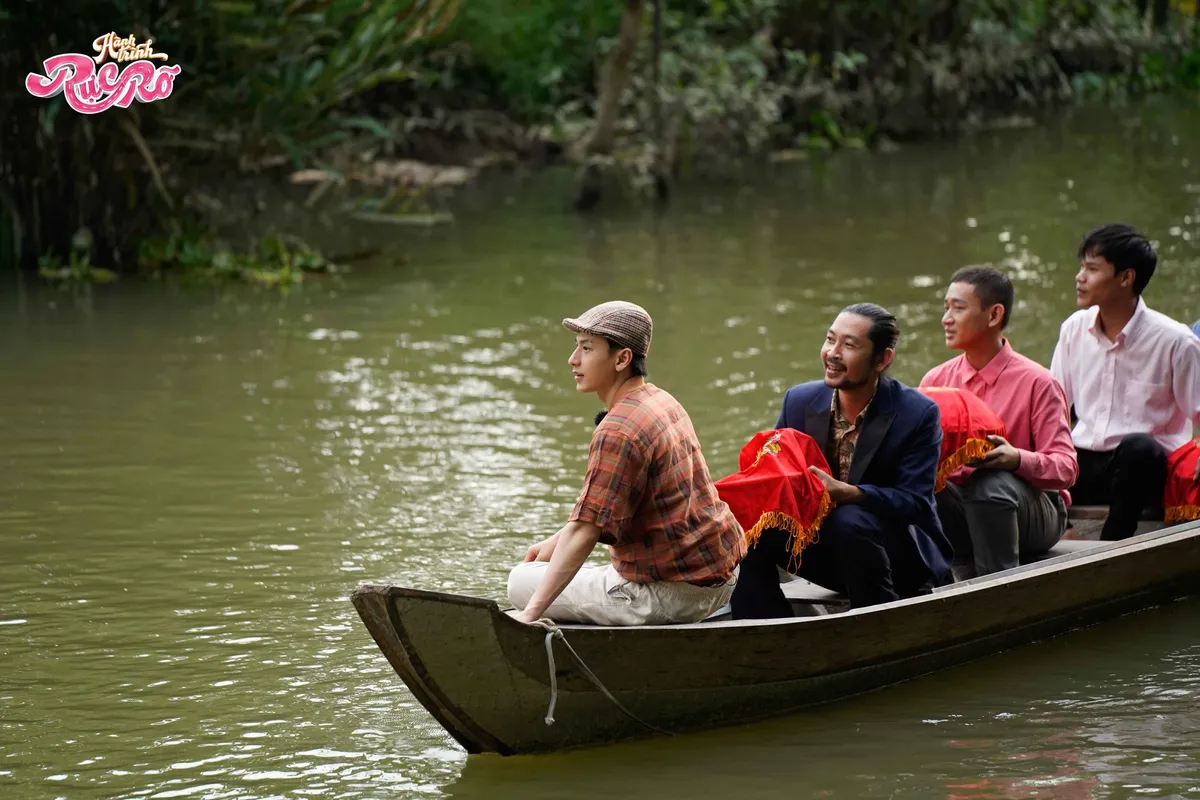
1125;297;1148;340
1087;297;1147;345
832;382;877;425
962;339;1014;387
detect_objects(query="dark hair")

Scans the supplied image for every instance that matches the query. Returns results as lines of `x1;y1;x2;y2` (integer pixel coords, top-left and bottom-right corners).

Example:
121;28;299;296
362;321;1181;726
1077;223;1157;295
950;265;1015;329
840;303;899;362
605;338;648;378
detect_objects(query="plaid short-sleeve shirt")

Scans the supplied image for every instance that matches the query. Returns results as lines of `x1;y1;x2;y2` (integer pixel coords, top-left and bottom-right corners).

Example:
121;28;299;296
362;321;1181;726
570;384;745;584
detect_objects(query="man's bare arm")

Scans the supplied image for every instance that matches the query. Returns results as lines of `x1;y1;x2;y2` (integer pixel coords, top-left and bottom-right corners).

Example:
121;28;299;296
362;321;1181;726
513;521;603;623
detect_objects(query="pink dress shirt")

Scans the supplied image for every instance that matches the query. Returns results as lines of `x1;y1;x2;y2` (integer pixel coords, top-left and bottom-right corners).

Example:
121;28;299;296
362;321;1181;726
921;341;1078;500
1050;299;1200;454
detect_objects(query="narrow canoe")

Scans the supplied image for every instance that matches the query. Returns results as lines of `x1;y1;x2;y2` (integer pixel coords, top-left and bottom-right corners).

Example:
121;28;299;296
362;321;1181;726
350;518;1200;756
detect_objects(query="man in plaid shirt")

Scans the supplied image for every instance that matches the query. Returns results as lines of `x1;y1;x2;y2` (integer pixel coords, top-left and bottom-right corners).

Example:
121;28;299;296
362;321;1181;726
508;301;745;626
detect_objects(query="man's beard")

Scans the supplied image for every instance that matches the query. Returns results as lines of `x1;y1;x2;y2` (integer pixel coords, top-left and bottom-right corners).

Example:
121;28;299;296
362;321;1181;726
824;371;874;391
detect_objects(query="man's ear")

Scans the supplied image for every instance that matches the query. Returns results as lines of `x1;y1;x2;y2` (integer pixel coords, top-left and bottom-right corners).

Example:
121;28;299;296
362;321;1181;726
874;347;895;374
990;303;1005;329
614;347;633;371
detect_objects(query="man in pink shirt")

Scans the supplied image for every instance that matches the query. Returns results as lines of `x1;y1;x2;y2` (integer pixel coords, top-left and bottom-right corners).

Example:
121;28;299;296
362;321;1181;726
922;266;1078;576
1051;223;1200;540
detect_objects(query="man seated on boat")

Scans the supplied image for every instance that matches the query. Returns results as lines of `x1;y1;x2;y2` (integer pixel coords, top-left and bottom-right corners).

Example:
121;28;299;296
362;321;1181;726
921;266;1077;577
507;300;746;626
1050;224;1200;540
730;303;954;616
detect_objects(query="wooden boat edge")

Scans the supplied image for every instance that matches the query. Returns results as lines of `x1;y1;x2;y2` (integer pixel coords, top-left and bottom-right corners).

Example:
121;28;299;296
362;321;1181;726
350;583;499;610
349;519;1200;755
350;585;513;755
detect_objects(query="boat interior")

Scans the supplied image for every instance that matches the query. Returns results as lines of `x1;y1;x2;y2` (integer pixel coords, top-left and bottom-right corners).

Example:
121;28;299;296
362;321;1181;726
699;505;1167;622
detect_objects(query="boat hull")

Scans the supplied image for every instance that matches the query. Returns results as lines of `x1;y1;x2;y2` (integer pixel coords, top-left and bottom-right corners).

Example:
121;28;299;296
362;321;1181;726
351;521;1200;755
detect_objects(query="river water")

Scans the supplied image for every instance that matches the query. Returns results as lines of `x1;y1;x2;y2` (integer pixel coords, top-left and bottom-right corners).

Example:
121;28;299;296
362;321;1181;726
3;101;1200;799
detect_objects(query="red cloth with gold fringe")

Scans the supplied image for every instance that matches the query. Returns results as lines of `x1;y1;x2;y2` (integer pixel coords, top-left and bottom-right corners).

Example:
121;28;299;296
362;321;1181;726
917;386;1008;493
714;429;834;568
1164;438;1200;523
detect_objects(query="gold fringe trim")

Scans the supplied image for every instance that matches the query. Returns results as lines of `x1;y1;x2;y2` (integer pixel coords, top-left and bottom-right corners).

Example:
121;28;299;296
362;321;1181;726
1165;504;1200;523
935;438;996;493
743;490;834;571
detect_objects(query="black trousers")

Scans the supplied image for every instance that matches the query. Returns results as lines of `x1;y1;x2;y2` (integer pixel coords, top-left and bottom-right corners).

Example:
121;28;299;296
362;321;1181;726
1072;434;1167;541
729;504;930;618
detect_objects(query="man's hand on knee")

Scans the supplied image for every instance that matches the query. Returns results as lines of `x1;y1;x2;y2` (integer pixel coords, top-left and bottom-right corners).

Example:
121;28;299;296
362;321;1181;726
808;466;865;504
525;533;559;562
969;435;1021;472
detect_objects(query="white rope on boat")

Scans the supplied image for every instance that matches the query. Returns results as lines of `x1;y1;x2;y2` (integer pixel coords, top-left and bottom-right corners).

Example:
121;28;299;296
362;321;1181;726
541;625;561;725
530;619;674;736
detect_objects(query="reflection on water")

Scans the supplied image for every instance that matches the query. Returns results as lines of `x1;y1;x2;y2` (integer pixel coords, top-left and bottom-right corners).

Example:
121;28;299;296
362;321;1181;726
2;101;1200;798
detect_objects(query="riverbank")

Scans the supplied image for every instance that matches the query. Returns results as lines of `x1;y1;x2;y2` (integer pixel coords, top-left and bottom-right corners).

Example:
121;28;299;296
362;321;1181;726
4;0;1200;279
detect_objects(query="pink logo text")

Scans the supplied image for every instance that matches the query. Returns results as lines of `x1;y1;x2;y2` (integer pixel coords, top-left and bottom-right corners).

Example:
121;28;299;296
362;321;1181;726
26;35;180;114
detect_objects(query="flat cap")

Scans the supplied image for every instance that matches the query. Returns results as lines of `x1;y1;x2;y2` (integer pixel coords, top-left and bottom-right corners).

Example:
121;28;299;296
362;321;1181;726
562;300;653;357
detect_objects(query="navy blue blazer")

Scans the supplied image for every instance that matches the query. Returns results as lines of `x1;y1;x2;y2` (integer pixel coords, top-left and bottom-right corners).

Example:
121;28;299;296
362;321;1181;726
776;374;954;587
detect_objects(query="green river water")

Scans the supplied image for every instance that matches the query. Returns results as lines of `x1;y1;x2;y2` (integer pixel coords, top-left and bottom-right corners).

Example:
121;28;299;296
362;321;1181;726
3;101;1200;799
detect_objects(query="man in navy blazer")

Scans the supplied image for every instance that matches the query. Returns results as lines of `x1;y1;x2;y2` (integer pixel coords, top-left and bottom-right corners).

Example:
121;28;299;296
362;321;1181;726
731;303;954;616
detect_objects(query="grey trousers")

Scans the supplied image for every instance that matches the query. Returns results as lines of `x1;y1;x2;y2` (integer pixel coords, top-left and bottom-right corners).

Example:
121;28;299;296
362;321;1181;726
935;470;1067;577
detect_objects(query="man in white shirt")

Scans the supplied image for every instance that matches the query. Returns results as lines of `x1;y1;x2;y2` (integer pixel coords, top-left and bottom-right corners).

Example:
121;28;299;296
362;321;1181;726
1050;223;1200;540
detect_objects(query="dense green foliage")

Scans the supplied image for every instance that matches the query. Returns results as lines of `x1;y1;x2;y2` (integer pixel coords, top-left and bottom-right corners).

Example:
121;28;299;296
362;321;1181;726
2;0;1198;277
0;0;462;278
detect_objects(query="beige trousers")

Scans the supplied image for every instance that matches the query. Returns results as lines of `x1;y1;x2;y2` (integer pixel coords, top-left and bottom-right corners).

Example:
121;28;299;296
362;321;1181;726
506;561;737;626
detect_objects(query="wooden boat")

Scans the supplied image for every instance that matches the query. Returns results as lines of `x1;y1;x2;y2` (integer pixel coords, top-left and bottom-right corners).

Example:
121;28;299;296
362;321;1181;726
350;513;1200;756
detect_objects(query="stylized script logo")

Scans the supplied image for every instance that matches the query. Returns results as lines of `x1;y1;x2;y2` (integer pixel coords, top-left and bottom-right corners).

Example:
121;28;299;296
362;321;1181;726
25;33;180;114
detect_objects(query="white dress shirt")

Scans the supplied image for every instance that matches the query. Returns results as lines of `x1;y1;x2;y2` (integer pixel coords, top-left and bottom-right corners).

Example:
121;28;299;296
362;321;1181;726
1050;298;1200;454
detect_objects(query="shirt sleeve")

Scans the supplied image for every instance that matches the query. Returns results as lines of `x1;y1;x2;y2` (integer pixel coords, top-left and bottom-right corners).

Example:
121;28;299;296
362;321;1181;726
1171;332;1200;429
1049;321;1073;409
569;427;649;544
1014;376;1079;491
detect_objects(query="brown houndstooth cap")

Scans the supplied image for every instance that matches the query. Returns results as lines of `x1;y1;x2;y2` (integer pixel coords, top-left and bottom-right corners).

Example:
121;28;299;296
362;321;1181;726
562;300;653;357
